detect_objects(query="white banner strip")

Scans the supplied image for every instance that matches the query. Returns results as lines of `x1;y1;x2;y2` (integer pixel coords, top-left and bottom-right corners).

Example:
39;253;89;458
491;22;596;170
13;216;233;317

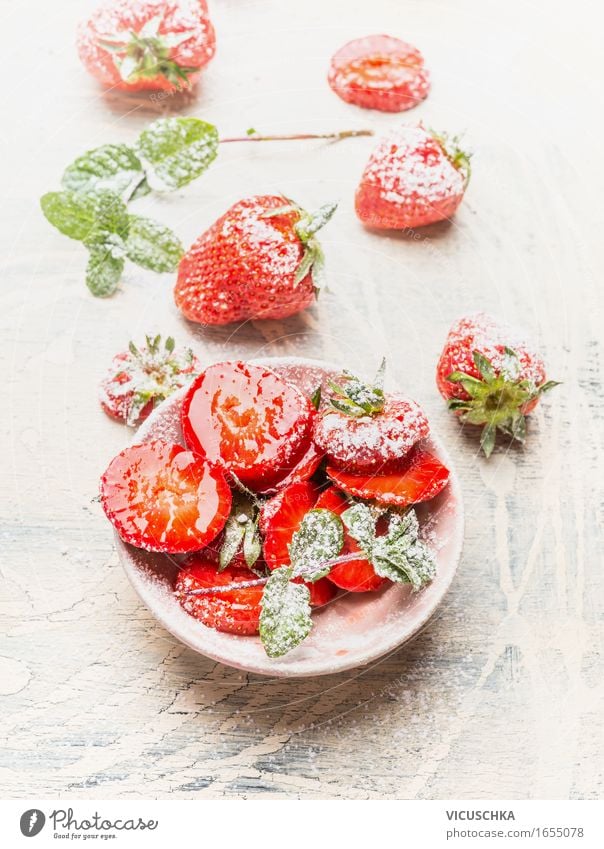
0;800;601;848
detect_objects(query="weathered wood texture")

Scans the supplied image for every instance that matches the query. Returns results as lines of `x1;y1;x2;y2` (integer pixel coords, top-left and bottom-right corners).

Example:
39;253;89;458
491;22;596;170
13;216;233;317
1;0;602;799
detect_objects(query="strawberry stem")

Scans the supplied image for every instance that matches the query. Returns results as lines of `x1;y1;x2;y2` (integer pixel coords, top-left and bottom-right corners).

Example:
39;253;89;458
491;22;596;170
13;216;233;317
219;129;374;144
183;551;362;596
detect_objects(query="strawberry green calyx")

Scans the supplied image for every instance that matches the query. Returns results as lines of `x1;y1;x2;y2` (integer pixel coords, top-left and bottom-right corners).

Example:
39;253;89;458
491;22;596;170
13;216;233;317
122;334;197;425
429;128;472;187
97;15;200;89
263;199;338;288
327;358;386;418
447;349;560;458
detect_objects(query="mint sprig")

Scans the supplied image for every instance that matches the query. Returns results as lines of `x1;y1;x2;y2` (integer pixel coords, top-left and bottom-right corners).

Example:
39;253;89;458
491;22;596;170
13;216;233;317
61;143;148;200
135;117;219;192
41;189;183;297
219;495;263;573
342;503;436;591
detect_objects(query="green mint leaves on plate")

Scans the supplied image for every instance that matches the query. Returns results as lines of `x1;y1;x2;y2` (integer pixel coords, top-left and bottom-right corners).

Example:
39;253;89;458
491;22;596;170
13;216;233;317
219;495;263;574
342;502;437;591
288;508;344;582
40;117;220;297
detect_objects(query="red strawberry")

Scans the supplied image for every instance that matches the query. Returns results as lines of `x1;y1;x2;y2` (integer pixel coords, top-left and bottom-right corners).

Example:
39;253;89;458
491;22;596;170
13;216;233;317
99;334;199;426
436;313;559;457
255;439;324;496
174;195;337;325
355;126;471;229
100;440;231;552
182;361;315;491
326;447;449;508
328;35;430;113
175;558;263;635
313;361;429;472
77;0;215;93
261;480;336;607
315;488;387;592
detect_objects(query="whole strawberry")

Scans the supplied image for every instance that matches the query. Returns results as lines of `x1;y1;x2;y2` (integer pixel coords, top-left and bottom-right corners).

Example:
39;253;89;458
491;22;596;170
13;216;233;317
100;334;200;426
436;313;559;457
77;0;215;93
174;195;337;325
355;125;471;229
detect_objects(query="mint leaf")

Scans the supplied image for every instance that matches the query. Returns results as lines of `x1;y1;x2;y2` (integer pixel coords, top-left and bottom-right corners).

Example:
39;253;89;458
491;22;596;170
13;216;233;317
61;143;148;200
125;215;183;272
288;508;343;581
86;245;125;297
243;519;262;568
135;117;219;191
82;191;129;247
40;191;97;241
259;567;312;658
343;503;436;591
371;511;437;591
219;495;261;571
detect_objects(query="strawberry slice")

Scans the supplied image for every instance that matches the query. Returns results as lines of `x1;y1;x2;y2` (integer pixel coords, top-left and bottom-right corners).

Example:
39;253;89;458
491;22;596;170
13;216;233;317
182;361;314;491
261;479;335;607
100;440;231;553
326;448;449;508
175;558;263;636
255;439;324;495
315;487;387;592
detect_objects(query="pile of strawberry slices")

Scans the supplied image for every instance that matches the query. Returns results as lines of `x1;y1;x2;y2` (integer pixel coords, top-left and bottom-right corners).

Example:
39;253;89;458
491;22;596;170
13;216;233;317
100;359;450;657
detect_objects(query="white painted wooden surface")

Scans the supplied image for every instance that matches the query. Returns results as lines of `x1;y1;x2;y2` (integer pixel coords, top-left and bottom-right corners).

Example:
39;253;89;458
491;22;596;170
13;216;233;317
1;0;602;799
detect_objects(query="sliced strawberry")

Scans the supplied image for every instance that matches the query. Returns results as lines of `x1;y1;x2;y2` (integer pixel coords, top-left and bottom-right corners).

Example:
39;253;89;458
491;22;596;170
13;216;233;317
326;447;449;508
255;438;324;495
261;480;335;606
307;577;338;607
182;361;314;491
100;440;231;553
315;487;387;592
262;480;321;568
175;558;263;636
328;34;430;113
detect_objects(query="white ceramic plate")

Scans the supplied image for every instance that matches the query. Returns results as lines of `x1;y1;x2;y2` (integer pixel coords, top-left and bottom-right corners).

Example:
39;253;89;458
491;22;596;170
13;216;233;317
114;356;464;677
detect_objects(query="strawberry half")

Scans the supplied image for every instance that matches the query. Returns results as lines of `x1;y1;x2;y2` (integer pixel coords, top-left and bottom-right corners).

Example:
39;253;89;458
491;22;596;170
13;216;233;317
261;480;337;608
99;334;199;426
77;0;216;93
175;558;263;635
100;440;231;552
355;125;471;230
315;488;387;592
174;195;337;325
328;34;430;113
182;361;315;491
436;313;559;457
326;447;449;508
313;360;429;472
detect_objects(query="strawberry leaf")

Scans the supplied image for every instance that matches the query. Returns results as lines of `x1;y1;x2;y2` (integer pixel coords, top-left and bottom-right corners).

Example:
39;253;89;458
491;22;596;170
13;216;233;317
288;508;344;582
125;215;184;272
61;143;147;201
259;567;312;658
135;117;219;191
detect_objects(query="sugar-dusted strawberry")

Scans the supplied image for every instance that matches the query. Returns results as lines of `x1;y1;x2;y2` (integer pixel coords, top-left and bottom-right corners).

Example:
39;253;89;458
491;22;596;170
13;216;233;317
436;313;560;457
174;195;337;325
328;35;430;113
315;488;387;592
175;557;263;635
99;334;199;426
313;360;429;472
355;126;471;230
100;440;231;552
182;361;315;491
77;0;215;93
327;447;449;508
260;480;337;607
